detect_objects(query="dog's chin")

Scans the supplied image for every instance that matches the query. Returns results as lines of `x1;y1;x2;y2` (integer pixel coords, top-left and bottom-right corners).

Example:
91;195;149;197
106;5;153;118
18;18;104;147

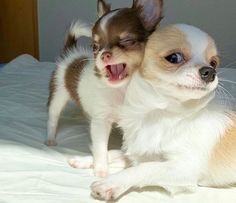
105;77;129;88
157;79;218;102
173;83;217;101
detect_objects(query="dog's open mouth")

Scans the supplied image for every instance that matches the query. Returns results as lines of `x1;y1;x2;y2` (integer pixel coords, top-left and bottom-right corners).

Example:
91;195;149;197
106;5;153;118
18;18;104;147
105;63;128;82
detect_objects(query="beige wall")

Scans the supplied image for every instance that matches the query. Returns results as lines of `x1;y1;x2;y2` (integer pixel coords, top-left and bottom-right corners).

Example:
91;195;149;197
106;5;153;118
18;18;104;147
38;0;236;68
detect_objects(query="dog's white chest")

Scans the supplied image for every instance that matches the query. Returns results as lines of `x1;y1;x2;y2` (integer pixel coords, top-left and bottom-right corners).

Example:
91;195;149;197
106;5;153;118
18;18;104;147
122;111;180;162
121;106;229;166
79;67;126;122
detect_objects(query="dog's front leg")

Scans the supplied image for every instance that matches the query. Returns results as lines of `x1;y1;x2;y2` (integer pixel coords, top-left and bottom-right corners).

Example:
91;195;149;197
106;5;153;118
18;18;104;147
90;119;112;177
91;160;198;200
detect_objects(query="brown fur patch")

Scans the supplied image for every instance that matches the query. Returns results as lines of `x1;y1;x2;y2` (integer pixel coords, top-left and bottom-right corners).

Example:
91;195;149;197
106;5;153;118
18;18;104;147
97;43;145;80
93;8;149;47
97;0;111;18
92;8;148;80
140;25;191;79
205;37;220;68
65;56;88;104
94;66;102;78
63;34;76;52
209;116;236;170
91;4;163;82
133;0;163;32
47;70;56;108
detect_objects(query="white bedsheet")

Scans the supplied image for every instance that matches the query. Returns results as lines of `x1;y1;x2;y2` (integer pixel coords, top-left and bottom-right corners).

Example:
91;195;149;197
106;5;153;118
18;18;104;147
0;54;236;203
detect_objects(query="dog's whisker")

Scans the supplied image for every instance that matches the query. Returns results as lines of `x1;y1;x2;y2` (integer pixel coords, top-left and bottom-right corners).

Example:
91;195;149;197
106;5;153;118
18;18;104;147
219;78;236;85
217;69;231;75
221;60;236;69
218;83;235;101
216;85;234;107
217;88;230;102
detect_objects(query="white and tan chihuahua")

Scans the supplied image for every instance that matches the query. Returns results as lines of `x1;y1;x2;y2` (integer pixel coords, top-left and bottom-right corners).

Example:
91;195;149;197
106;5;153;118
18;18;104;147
46;0;163;177
91;24;236;200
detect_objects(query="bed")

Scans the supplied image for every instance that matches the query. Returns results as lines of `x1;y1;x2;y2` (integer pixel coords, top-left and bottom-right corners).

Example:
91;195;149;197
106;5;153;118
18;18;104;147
1;54;236;203
0;64;6;69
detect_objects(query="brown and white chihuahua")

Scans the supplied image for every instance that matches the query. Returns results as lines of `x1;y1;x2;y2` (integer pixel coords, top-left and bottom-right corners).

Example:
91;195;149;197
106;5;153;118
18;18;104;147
46;0;163;177
91;24;236;201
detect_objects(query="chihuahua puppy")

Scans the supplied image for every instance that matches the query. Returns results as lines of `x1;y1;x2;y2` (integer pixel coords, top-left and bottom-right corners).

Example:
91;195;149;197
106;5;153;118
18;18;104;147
91;24;236;200
46;0;163;177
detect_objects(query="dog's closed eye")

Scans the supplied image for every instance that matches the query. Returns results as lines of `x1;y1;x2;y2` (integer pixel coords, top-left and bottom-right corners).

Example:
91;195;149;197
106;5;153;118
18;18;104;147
119;38;137;49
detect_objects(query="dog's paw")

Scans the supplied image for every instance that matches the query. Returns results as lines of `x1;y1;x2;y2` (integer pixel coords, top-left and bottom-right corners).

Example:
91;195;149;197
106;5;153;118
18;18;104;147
68;156;93;169
94;165;108;177
91;176;128;201
94;169;108;178
45;139;57;146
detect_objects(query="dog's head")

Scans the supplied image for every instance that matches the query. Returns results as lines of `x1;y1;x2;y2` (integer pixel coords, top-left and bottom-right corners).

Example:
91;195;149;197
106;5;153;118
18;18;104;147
92;0;163;87
141;24;220;102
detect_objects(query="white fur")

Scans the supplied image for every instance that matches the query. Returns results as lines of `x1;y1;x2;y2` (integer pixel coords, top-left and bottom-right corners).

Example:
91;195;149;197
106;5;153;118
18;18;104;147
78;60;127;176
149;25;218;102
46;48;91;146
176;24;209;64
68;150;128;169
47;46;128;176
91;24;235;200
100;9;120;33
46;18;129;176
47;11;141;176
48;0;164;179
69;20;92;39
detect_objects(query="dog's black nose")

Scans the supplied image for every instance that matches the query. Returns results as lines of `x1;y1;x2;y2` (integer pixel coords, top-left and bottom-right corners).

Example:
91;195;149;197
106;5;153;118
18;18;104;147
199;66;216;83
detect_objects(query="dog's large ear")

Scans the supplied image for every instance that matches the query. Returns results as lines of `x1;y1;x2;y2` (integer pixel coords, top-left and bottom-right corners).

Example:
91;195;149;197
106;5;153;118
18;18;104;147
132;0;163;32
97;0;111;18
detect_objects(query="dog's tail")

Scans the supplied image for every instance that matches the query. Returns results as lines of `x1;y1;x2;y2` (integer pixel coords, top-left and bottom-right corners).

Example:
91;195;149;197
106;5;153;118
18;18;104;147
63;20;91;52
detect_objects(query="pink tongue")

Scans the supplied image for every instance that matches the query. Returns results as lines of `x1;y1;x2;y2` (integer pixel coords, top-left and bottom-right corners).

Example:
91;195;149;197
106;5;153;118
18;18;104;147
110;64;124;80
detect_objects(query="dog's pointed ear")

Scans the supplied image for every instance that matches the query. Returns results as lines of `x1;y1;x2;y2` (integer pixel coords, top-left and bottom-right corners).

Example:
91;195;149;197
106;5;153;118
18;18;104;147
97;0;111;18
132;0;163;32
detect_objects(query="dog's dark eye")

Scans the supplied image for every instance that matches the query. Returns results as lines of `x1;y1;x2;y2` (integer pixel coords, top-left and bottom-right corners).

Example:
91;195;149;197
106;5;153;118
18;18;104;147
119;39;137;48
165;53;184;64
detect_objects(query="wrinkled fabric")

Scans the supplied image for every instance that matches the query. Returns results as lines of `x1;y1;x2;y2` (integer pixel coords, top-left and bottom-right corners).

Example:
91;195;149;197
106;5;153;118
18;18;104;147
0;55;236;203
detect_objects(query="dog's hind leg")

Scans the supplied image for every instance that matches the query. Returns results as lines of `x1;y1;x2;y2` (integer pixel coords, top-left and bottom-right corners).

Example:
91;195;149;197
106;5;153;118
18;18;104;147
46;86;70;146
